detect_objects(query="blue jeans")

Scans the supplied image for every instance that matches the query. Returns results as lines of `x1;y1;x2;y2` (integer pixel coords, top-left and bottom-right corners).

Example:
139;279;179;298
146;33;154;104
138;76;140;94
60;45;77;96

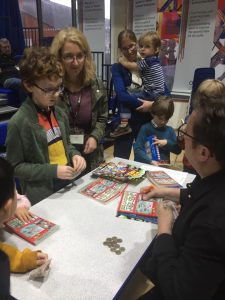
119;90;154;120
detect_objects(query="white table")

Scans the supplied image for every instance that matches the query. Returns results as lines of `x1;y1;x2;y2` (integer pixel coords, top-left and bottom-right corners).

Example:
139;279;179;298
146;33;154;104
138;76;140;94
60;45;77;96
5;158;195;300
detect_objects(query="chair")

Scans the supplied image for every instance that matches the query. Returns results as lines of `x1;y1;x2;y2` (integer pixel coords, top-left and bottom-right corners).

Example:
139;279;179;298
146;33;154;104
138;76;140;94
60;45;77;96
188;67;215;115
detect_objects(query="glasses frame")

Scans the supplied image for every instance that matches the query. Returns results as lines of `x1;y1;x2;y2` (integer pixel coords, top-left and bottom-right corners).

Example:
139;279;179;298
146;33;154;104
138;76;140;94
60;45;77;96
177;123;197;141
62;53;86;63
33;83;64;96
177;123;211;151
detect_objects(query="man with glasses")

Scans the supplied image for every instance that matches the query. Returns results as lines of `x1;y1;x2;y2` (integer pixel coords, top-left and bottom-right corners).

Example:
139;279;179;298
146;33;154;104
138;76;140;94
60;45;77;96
138;79;225;299
6;47;86;205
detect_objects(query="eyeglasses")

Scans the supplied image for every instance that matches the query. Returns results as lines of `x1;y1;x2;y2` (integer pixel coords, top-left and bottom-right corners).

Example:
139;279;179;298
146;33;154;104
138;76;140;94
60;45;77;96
33;83;64;96
177;123;197;141
177;123;212;152
121;43;137;53
62;53;86;63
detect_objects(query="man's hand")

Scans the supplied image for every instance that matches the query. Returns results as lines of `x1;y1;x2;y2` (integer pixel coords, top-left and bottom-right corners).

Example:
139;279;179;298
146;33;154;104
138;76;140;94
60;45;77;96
157;200;175;235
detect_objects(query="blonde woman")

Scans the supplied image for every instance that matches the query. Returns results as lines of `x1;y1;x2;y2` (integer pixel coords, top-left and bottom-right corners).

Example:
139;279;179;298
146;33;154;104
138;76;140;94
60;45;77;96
51;27;108;173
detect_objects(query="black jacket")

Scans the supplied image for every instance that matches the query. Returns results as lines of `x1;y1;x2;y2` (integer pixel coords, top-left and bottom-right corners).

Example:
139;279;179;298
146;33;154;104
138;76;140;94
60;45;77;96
141;169;225;300
0;53;20;86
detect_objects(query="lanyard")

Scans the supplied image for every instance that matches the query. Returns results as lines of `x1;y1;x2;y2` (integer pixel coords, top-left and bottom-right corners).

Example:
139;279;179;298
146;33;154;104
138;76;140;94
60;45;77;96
65;90;82;133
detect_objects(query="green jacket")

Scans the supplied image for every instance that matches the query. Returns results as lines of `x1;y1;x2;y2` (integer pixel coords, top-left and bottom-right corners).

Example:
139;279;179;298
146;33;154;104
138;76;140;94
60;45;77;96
6;97;80;204
57;76;108;171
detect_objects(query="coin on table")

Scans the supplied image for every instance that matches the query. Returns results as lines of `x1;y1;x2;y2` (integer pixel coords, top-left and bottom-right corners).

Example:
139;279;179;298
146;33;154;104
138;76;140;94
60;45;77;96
117;238;123;243
119;247;126;252
111;236;118;241
110;247;117;252
106;237;112;242
115;250;121;255
103;241;108;246
112;243;120;249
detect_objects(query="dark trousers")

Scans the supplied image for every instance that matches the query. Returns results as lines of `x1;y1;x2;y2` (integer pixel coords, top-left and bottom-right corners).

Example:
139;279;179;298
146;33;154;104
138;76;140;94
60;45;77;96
113;121;143;159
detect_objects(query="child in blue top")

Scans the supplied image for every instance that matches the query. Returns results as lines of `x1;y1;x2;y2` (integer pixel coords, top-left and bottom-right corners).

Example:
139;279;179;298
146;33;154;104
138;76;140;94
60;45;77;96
111;31;167;138
134;97;181;165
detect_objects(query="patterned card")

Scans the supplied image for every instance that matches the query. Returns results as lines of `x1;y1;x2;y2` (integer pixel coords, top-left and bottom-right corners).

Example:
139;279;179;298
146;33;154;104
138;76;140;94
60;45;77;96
146;170;182;188
117;191;162;223
79;177;128;204
92;161;145;183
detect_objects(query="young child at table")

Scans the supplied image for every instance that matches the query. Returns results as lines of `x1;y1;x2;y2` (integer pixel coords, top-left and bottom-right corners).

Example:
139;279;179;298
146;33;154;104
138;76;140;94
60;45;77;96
134;97;181;165
6;47;86;205
0;157;48;275
111;31;167;138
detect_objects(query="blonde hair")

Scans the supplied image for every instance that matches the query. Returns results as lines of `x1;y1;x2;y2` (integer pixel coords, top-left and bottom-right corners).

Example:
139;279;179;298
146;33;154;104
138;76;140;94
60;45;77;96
138;31;161;55
194;79;225;103
51;27;96;87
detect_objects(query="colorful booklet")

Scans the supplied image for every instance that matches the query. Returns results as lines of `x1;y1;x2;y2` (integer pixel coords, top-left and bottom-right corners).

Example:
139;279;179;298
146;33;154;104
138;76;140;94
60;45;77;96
117;191;162;223
145;135;161;161
4;215;59;245
79;177;128;204
146;170;182;188
92;161;146;183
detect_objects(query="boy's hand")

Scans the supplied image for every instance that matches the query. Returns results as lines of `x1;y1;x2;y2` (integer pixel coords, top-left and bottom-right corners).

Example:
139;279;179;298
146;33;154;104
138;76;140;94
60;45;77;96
15;207;33;223
151;160;159;166
36;251;48;266
153;138;167;148
57;165;77;180
72;155;86;173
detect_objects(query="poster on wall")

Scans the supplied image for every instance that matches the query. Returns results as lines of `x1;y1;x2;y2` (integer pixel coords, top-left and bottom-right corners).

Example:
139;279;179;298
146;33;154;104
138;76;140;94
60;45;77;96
211;1;225;82
133;0;157;37
83;0;105;52
157;1;182;92
173;0;218;94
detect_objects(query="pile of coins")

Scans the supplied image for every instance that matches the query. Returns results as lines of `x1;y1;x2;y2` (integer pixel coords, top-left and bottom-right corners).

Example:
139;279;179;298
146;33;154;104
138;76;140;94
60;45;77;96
103;236;125;255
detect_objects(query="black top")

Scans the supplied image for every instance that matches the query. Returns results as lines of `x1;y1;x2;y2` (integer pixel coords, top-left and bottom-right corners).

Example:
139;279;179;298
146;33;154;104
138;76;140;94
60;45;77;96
0;53;20;86
0;249;11;299
141;169;225;300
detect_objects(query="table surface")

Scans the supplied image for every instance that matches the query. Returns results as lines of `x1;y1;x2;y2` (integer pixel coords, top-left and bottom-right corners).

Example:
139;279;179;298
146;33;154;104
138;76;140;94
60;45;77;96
5;158;195;300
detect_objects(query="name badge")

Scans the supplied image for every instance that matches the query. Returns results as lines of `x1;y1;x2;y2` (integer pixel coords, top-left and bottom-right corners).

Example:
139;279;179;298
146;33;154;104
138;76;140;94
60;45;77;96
70;134;84;145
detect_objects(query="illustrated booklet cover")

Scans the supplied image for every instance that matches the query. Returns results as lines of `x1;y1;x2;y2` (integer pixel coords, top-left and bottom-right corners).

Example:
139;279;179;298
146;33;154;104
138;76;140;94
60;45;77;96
145;135;161;161
117;191;162;223
92;161;146;183
79;177;128;204
146;170;182;188
4;215;59;245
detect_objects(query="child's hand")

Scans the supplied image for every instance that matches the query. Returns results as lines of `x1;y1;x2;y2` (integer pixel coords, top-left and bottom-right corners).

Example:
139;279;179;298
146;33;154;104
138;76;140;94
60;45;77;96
15;207;33;223
72;155;86;173
153;138;167;148
36;251;48;266
119;56;125;64
151;160;159;166
57;165;77;180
